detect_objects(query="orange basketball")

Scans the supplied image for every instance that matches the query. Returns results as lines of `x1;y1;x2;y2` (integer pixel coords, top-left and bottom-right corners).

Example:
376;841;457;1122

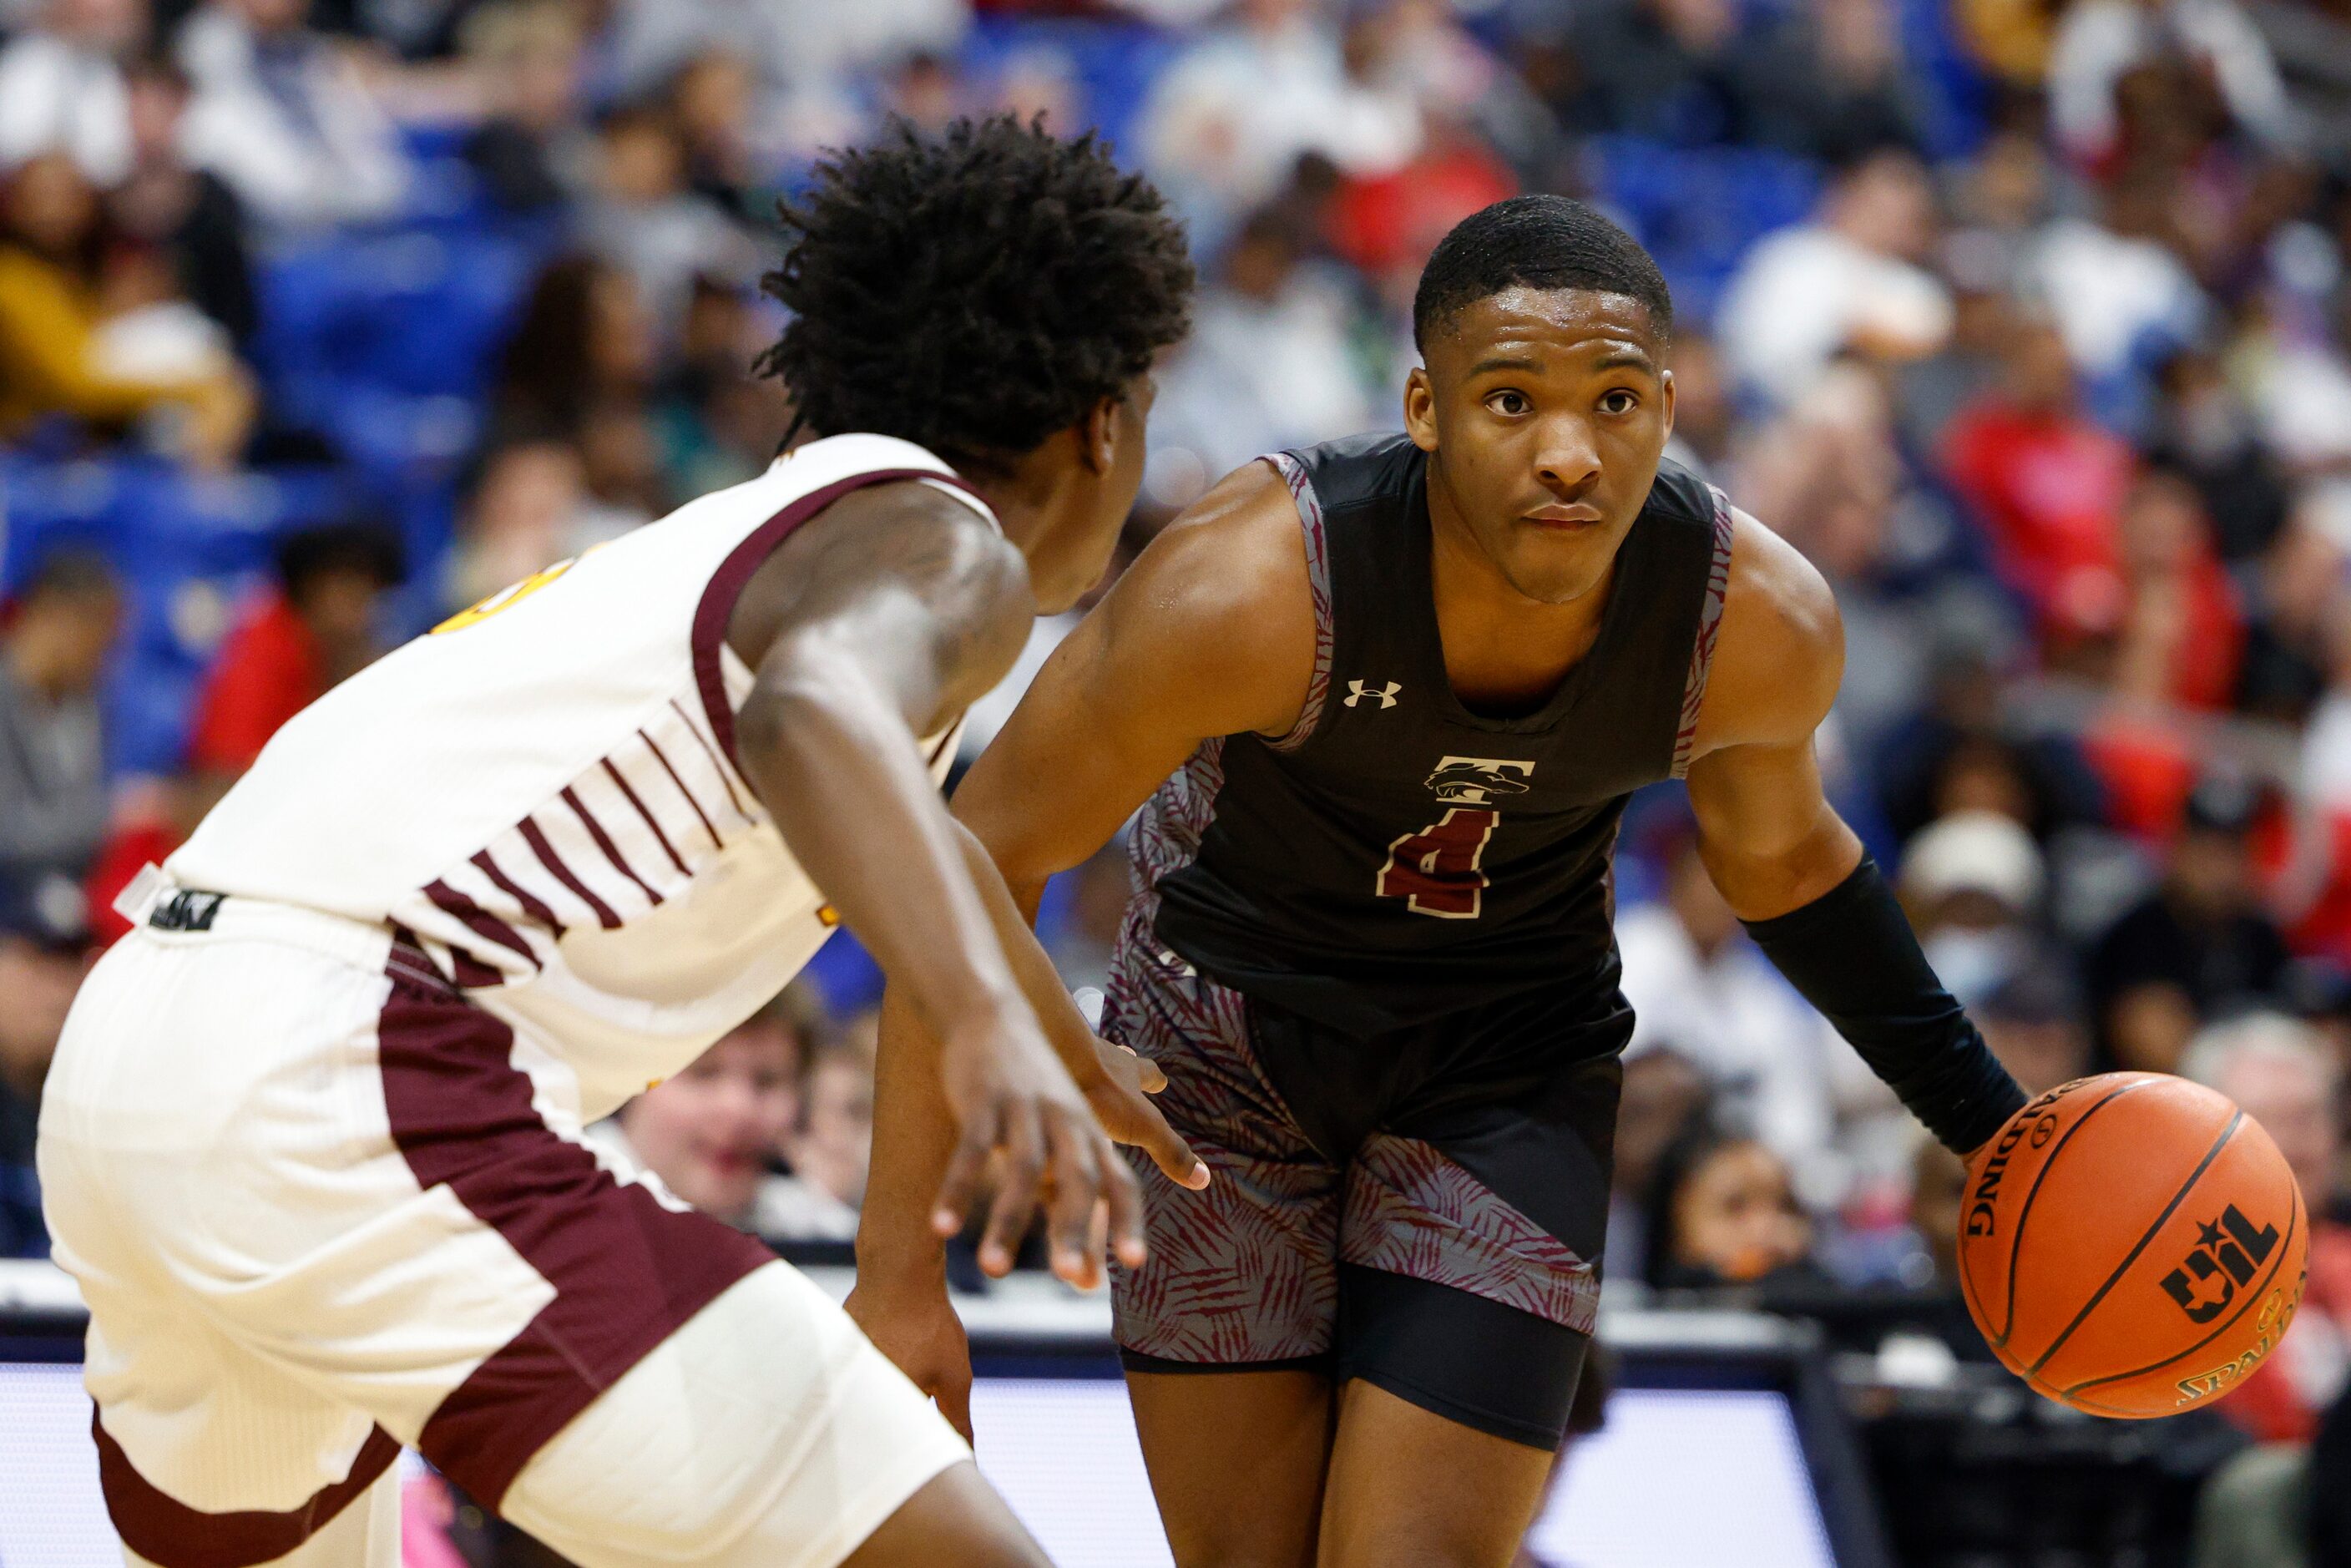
1955;1071;2308;1419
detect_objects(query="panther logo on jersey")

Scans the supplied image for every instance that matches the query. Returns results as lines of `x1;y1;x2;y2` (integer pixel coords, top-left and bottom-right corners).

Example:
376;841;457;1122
1425;757;1535;807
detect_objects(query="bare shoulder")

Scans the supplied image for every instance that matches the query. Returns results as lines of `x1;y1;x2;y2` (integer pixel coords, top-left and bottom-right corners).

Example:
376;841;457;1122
1687;506;1843;756
1087;458;1319;739
729;478;1029;665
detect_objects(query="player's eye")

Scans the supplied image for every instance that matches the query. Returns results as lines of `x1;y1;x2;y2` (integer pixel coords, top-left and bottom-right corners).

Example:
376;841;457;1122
1484;390;1531;417
1598;390;1639;415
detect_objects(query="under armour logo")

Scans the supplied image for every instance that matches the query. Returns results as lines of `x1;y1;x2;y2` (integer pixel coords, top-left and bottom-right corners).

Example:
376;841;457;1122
1345;680;1402;710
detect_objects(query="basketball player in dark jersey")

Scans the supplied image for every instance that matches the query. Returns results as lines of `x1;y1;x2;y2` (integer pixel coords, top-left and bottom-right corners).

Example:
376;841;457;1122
852;195;2027;1565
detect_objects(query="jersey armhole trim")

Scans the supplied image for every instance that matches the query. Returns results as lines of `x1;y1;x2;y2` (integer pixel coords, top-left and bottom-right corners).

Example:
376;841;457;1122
1668;484;1737;780
691;465;988;770
1260;450;1335;754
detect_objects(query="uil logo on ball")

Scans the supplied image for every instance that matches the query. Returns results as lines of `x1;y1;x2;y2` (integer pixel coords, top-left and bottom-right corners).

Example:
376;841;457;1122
2160;1206;2281;1324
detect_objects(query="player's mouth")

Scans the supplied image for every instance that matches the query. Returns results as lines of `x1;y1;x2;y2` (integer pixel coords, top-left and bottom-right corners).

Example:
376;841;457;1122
1521;502;1605;529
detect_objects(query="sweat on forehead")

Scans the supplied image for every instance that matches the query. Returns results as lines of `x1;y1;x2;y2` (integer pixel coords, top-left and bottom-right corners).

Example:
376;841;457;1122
1412;194;1675;352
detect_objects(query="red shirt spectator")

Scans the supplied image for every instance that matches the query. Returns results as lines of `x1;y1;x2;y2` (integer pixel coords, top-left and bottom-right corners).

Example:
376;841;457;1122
186;589;324;776
1940;321;2137;643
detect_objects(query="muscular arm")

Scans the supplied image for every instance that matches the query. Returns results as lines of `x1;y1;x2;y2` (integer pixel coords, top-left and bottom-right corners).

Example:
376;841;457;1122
1683;510;2026;1154
852;463;1316;1405
726;480;1149;1282
1681;511;1863;918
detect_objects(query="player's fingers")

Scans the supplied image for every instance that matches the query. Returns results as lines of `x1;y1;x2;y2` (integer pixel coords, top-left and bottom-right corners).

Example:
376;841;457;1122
978;1105;1045;1277
1127;1048;1170;1095
1041;1111;1104;1288
1129;1093;1211;1191
930;1110;998;1239
1101;1132;1150;1271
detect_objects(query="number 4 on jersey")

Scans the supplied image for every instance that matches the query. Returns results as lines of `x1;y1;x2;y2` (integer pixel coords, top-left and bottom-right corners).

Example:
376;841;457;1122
1378;808;1499;918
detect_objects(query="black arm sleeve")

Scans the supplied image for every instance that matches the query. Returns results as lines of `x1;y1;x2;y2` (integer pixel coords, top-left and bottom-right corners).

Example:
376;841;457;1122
1742;857;2029;1155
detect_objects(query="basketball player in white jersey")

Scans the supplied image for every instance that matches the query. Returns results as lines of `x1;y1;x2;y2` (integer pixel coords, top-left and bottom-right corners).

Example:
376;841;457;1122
37;116;1205;1568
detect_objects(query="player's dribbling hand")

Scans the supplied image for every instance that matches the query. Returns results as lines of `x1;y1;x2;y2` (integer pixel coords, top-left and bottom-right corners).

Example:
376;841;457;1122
846;1277;976;1444
931;1007;1150;1289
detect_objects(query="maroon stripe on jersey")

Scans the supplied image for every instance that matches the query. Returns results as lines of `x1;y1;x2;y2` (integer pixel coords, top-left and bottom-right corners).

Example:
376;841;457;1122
376;964;775;1509
472;847;564;936
638;728;723;852
517;815;620;930
424;878;538;971
1670;486;1737;781
669;696;753;822
690;467;988;770
91;1407;399;1568
561;786;662;907
602;757;690;878
443;943;504;990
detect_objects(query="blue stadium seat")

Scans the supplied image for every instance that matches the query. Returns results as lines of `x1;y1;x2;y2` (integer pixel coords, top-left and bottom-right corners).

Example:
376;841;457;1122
1585;136;1823;325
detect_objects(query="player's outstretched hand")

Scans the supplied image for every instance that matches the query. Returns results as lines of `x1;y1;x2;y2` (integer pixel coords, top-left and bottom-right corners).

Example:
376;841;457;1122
846;1277;975;1443
931;1008;1148;1287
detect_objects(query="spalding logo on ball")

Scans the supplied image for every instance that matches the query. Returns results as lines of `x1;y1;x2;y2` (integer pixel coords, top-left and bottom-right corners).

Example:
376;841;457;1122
1956;1070;2308;1418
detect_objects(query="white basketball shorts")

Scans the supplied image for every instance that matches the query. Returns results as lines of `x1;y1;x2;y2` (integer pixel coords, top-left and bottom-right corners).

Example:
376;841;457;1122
37;893;967;1566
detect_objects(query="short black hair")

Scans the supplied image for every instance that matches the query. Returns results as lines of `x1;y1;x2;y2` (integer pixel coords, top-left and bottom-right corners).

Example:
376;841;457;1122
276;522;407;601
1413;195;1672;352
756;116;1194;473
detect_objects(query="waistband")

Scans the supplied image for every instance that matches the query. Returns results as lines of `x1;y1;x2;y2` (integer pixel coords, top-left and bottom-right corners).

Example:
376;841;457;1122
114;864;442;989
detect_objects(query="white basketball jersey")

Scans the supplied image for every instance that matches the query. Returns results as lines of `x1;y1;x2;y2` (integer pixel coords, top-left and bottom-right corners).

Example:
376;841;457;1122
166;434;993;1119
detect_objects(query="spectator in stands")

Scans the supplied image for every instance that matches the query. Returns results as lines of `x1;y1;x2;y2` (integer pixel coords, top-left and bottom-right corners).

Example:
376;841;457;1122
1543;0;1762;146
445;437;590;611
0;149;252;464
0;0;145;184
0;877;88;1257
1940;314;2137;649
455;0;588;215
185;519;405;787
1609;1045;1710;1287
1618;827;1843;1206
107;49;259;352
2026;167;2209;417
174;0;411;228
2086;773;2294;1072
1900;809;2045;1005
1975;959;2092;1093
578;101;756;338
1716;146;1954;410
2186;1014;2351;1443
1140;0;1421;247
0;549;119;911
493;251;657;438
1642;1119;1823;1291
770;1016;880;1242
1150;205;1379;505
2047;0;2298;169
603;0;968;108
602;984;834;1242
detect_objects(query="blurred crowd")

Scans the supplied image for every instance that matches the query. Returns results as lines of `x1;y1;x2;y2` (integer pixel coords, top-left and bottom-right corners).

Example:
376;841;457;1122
9;0;2351;1535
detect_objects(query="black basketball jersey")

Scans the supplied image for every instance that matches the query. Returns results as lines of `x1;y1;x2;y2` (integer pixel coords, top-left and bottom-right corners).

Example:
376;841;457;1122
1133;432;1733;1037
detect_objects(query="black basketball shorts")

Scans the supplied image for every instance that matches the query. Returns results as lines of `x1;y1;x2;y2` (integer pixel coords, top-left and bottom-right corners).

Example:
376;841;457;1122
1101;942;1626;1450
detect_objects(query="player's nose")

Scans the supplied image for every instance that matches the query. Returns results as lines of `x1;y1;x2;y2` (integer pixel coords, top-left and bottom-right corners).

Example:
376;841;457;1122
1532;414;1602;496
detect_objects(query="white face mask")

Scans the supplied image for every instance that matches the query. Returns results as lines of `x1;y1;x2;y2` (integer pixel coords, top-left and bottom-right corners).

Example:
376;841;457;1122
1923;926;2025;1009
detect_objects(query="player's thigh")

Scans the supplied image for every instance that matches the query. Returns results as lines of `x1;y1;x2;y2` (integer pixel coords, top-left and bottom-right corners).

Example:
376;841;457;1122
498;1261;982;1568
1316;1379;1557;1568
837;1461;1046;1568
1126;1368;1336;1568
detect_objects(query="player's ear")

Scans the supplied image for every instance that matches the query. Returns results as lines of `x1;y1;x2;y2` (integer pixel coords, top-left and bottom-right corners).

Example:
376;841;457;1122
1403;367;1438;452
1660;366;1677;443
1081;394;1120;475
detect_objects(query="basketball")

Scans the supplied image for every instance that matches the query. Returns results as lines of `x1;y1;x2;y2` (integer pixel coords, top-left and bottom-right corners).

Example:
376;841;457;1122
1957;1072;2310;1419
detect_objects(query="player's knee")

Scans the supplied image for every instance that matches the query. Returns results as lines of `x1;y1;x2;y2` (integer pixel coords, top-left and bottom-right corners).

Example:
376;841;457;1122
841;1462;1049;1568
